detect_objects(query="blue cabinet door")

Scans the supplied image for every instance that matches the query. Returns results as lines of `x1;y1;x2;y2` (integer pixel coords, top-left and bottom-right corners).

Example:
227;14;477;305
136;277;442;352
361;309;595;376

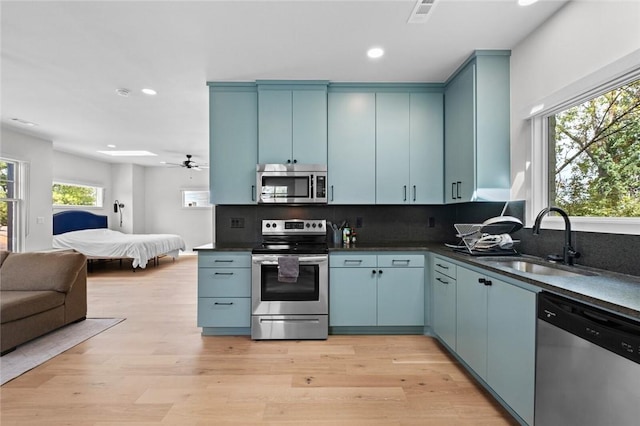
292;89;327;164
258;89;293;164
487;278;536;426
258;87;327;165
328;92;376;204
455;266;488;380
444;63;475;204
410;92;444;204
432;270;456;350
376;92;410;204
329;267;377;326
377;267;424;326
209;86;257;204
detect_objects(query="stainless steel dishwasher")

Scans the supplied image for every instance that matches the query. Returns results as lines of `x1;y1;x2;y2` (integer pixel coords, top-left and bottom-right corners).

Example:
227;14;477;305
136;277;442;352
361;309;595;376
535;292;640;425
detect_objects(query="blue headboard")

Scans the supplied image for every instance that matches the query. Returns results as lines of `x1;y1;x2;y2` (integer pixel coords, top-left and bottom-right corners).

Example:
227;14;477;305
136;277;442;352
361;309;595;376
53;210;108;235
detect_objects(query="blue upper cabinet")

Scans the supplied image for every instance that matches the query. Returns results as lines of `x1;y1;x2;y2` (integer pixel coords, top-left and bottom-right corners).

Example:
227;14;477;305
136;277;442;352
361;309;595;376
444;51;511;203
209;83;258;205
376;91;444;204
257;81;328;165
376;92;411;204
328;91;377;204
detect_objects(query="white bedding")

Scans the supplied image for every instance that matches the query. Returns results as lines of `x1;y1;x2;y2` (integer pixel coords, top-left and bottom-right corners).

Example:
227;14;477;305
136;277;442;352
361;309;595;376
53;228;186;268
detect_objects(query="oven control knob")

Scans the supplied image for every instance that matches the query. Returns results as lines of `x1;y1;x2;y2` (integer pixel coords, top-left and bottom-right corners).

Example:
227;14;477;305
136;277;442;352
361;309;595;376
317;222;323;228
265;223;270;228
311;223;316;228
271;222;277;228
306;223;310;228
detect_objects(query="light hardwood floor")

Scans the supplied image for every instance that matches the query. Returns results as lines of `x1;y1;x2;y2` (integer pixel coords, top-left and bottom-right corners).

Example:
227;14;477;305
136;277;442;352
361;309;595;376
0;255;517;425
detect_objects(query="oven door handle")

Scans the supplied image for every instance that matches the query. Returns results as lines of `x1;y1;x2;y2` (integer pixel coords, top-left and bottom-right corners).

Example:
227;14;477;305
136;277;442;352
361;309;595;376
252;256;328;265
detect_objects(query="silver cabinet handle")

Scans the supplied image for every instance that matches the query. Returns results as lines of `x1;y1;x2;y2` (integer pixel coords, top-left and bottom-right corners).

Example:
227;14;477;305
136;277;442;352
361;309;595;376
344;259;363;265
251;185;256;201
214;272;234;276
331;185;334;202
436;277;449;284
214;302;233;306
413;185;416;202
404;185;407;201
214;259;234;263
391;259;411;265
435;263;449;269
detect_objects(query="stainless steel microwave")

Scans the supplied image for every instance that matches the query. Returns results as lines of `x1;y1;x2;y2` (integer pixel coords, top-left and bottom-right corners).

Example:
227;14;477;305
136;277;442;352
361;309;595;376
256;164;327;204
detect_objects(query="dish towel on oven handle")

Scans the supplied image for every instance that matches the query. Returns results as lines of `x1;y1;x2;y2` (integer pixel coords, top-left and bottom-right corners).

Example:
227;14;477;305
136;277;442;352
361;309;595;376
278;256;299;283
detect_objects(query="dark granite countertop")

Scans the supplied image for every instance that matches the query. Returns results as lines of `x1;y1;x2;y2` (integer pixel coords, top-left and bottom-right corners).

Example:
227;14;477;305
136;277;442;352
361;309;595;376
193;242;256;251
428;245;640;321
194;241;639;320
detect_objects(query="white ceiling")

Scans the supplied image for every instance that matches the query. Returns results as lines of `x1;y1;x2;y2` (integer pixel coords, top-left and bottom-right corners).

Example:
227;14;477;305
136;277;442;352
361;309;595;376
1;0;567;168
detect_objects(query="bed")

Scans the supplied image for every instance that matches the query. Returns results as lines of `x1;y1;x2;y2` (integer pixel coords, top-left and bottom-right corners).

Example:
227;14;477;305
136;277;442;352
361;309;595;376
53;210;186;269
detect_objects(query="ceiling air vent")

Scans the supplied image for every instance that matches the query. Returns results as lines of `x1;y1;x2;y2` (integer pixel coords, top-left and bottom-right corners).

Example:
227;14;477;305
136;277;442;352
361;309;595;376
408;0;437;24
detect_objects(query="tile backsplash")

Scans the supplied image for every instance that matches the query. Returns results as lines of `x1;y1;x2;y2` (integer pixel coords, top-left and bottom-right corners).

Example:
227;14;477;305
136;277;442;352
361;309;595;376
215;200;638;277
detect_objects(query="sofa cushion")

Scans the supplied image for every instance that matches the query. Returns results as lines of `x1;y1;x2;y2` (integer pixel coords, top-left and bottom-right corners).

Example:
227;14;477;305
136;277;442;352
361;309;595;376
0;290;66;323
0;251;86;293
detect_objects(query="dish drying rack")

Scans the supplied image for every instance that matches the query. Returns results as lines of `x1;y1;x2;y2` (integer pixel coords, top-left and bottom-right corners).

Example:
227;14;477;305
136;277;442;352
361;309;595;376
449;223;520;256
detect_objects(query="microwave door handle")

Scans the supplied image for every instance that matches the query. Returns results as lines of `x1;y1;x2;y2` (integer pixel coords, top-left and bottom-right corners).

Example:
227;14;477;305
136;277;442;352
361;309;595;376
310;175;314;200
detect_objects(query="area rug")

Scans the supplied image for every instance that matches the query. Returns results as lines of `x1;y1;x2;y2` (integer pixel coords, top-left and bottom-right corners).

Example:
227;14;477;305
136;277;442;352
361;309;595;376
0;317;124;385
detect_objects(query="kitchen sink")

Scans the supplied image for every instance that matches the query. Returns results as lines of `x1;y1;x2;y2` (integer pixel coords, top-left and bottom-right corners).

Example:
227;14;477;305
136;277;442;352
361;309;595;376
487;259;597;278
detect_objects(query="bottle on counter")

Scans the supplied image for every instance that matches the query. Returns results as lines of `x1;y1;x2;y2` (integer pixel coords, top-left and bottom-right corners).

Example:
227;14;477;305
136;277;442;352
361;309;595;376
350;229;357;245
342;222;351;246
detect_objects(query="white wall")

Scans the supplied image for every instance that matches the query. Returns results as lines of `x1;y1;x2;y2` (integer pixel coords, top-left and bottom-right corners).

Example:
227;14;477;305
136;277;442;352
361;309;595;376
0;127;54;251
144;166;212;251
510;0;640;203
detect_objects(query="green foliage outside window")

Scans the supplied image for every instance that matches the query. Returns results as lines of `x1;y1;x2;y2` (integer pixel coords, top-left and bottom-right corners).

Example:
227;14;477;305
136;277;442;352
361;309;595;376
550;79;640;217
52;183;101;206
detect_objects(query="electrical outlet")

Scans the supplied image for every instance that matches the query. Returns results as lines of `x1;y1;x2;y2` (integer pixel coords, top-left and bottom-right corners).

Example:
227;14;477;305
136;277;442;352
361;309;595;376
230;217;245;228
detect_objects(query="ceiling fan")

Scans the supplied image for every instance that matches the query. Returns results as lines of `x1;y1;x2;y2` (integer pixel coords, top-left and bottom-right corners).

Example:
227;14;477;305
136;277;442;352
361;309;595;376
166;154;208;171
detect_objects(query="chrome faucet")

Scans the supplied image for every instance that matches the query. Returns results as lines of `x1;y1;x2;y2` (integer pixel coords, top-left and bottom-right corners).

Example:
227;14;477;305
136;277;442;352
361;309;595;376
532;207;580;265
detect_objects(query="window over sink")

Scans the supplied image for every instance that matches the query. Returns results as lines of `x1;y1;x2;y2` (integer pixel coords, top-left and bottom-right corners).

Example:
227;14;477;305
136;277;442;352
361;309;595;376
529;61;640;235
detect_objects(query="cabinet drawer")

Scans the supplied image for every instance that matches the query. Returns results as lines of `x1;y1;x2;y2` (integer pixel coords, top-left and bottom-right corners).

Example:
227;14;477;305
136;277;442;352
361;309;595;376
378;254;424;268
198;252;251;268
330;254;377;268
433;257;457;279
198;268;251;297
197;297;251;327
434;270;456;285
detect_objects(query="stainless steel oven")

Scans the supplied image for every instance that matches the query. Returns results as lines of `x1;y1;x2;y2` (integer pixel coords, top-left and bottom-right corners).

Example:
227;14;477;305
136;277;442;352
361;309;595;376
251;219;328;340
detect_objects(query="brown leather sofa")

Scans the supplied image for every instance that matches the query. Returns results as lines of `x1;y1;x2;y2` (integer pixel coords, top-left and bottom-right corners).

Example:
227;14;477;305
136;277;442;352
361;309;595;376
0;250;87;355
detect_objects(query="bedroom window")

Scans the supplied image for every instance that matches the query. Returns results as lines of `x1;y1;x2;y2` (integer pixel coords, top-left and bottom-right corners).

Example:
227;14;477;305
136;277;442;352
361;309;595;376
52;182;104;207
182;190;211;208
1;159;24;252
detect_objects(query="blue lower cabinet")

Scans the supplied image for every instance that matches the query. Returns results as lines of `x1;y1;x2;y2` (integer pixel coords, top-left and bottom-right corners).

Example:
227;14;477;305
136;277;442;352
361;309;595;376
197;251;251;335
329;252;425;332
198;298;251;328
451;262;536;425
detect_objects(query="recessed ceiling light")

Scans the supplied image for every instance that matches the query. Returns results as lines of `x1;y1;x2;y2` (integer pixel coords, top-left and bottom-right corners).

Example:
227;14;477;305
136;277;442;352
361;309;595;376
98;150;157;157
141;88;157;95
518;0;539;6
367;47;384;59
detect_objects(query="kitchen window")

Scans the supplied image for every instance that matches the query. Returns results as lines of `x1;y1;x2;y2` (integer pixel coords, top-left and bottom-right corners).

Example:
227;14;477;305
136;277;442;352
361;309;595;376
529;65;640;235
